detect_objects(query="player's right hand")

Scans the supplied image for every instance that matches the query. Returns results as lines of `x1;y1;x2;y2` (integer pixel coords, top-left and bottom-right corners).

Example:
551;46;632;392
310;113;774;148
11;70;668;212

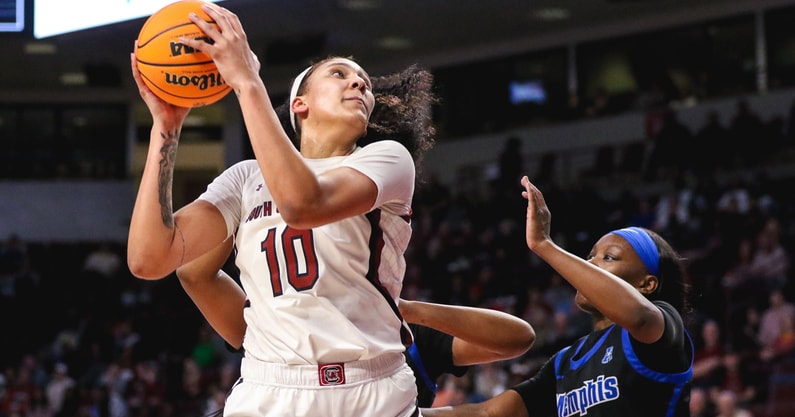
181;4;262;94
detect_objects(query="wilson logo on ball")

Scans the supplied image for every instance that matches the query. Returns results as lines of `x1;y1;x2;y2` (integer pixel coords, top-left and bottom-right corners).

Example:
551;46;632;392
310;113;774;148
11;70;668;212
163;71;226;90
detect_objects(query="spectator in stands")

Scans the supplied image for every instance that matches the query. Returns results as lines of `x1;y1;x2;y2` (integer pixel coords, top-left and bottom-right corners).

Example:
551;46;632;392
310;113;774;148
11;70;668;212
714;389;753;417
758;289;795;363
26;387;50;417
190;323;224;370
99;361;133;417
694;110;731;174
759;310;795;364
747;217;790;292
520;287;554;349
626;195;657;230
1;361;36;416
472;361;509;400
646;109;693;178
729;98;766;168
693;318;726;388
82;241;124;311
721;237;755;295
690;386;714;417
0;233;29;297
126;360;167;416
713;178;757;256
541;273;576;316
652;176;705;247
496;136;524;196
720;238;769;351
82;242;121;279
716;179;752;216
45;362;76;417
711;349;762;406
731;306;762;357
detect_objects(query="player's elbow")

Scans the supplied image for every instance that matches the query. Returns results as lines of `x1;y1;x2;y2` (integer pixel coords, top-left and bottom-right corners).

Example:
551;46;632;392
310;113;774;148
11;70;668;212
503;324;536;357
278;204;322;230
127;251;171;280
624;307;665;344
521;325;537;351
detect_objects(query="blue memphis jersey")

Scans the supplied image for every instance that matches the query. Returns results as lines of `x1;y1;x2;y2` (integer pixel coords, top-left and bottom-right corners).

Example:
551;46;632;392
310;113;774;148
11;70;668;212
553;325;693;417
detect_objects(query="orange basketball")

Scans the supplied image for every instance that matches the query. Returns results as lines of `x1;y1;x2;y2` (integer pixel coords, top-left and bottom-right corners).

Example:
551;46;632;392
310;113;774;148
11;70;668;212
135;0;231;107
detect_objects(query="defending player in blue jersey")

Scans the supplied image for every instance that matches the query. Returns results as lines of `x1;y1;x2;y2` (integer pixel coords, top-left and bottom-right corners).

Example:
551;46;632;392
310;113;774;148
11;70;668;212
423;175;693;417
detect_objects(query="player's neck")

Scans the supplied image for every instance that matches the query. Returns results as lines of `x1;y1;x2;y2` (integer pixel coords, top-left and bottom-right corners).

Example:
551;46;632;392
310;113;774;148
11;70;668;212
300;132;357;159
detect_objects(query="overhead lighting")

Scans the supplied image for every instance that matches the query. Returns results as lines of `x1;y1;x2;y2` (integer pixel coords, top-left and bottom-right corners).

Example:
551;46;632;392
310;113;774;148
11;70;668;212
60;72;87;86
24;42;56;55
532;7;571;21
376;36;413;50
338;0;379;10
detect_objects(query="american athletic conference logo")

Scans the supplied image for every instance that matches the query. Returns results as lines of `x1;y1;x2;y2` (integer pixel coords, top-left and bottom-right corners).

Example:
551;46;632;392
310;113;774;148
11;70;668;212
318;363;346;386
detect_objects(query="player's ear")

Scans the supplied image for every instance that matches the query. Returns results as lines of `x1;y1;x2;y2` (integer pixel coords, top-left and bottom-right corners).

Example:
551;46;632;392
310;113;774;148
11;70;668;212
291;96;308;117
637;275;659;295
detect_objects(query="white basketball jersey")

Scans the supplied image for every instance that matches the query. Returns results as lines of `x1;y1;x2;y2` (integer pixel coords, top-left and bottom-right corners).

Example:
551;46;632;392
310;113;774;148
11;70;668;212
199;140;416;365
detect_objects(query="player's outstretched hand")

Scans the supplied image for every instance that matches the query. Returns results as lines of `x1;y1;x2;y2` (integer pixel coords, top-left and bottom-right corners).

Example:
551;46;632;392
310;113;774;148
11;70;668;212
521;176;552;252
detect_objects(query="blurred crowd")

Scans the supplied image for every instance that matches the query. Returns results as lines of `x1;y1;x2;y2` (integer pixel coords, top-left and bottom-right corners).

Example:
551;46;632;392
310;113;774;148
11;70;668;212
2;98;795;417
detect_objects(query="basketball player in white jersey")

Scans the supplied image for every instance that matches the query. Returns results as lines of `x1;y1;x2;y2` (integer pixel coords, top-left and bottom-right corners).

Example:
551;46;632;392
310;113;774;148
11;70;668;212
175;237;537;412
127;3;436;416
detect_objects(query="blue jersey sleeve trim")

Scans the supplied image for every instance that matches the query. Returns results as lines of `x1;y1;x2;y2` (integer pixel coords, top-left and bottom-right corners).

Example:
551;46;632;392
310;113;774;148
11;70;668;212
621;328;694;417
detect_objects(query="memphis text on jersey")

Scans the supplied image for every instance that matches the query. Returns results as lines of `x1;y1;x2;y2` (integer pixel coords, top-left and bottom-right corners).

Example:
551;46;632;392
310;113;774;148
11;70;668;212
556;375;619;417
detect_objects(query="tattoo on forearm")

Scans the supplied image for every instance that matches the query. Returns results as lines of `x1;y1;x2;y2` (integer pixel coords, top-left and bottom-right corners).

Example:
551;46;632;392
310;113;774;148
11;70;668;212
158;129;180;227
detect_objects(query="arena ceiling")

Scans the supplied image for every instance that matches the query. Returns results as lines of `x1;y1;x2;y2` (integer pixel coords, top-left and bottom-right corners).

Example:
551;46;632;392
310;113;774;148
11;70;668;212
1;0;794;98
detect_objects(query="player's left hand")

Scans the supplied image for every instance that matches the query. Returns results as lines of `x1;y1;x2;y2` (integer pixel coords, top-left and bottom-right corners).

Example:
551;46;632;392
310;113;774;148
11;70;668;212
521;176;552;251
181;4;262;93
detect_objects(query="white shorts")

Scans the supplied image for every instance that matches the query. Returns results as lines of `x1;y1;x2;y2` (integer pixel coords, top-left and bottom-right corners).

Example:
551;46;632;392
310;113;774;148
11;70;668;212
224;353;420;417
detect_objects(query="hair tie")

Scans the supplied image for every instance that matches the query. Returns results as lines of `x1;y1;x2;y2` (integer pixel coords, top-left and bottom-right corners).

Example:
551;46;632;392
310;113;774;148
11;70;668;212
289;66;312;132
610;227;659;276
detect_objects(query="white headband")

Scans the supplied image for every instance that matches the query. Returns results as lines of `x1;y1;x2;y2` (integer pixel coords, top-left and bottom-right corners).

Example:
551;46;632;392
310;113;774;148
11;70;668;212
289;66;312;132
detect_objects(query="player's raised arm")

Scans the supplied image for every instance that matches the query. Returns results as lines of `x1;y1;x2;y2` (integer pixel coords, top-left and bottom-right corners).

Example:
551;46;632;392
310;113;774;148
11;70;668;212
127;51;228;279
